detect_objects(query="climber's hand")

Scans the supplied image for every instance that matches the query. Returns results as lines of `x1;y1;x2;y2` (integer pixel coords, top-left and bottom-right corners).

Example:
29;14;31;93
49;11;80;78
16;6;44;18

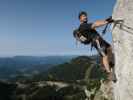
106;16;114;23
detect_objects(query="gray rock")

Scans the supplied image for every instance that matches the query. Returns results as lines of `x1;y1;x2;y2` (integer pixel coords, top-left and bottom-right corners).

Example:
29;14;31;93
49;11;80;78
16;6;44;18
112;0;133;100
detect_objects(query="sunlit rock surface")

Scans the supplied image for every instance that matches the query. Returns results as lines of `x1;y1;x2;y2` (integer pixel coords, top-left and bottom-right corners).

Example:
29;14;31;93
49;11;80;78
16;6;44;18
112;0;133;100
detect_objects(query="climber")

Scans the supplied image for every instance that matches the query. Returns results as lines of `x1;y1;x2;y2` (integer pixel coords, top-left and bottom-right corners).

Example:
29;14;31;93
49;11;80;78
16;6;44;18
73;11;114;80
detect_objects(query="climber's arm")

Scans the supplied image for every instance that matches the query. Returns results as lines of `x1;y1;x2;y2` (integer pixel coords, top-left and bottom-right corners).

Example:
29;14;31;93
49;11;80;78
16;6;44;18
91;20;108;29
91;16;114;29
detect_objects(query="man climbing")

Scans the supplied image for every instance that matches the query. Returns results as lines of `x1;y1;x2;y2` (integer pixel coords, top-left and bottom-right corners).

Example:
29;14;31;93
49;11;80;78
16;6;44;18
73;11;114;80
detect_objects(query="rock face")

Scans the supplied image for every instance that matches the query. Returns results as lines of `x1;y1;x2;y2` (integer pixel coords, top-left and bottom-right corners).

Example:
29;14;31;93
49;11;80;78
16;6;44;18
112;0;133;100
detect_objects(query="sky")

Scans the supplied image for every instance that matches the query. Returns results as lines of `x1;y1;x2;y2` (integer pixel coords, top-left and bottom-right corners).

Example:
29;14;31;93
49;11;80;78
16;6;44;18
0;0;116;57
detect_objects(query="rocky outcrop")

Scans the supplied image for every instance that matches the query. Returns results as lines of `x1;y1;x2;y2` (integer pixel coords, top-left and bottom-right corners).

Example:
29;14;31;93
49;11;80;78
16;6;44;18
94;80;113;100
112;0;133;100
0;56;114;100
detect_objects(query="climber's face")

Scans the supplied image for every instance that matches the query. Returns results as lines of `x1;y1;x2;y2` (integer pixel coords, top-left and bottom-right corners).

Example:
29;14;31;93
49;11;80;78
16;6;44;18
79;14;88;23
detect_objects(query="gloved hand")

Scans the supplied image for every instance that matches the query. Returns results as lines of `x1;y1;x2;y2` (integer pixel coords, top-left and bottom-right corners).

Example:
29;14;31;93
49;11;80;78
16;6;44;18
106;16;114;23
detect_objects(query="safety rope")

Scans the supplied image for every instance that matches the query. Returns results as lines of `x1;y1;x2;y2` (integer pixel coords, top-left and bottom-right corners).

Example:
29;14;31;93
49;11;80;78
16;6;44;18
102;19;133;36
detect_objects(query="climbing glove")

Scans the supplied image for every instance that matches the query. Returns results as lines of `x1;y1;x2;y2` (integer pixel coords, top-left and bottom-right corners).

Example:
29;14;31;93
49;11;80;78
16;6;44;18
106;16;114;23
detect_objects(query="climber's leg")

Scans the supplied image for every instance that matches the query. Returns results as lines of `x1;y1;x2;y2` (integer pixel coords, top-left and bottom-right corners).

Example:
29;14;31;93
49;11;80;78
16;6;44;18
95;39;111;73
106;46;117;82
102;55;111;73
106;46;115;68
93;36;116;81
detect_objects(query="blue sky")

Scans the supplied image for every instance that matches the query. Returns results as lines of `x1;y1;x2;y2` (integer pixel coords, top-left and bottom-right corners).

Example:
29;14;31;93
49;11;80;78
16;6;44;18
0;0;116;57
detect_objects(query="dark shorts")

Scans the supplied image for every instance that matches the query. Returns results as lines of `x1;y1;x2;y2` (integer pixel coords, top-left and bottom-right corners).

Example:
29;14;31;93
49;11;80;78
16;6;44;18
92;35;111;57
